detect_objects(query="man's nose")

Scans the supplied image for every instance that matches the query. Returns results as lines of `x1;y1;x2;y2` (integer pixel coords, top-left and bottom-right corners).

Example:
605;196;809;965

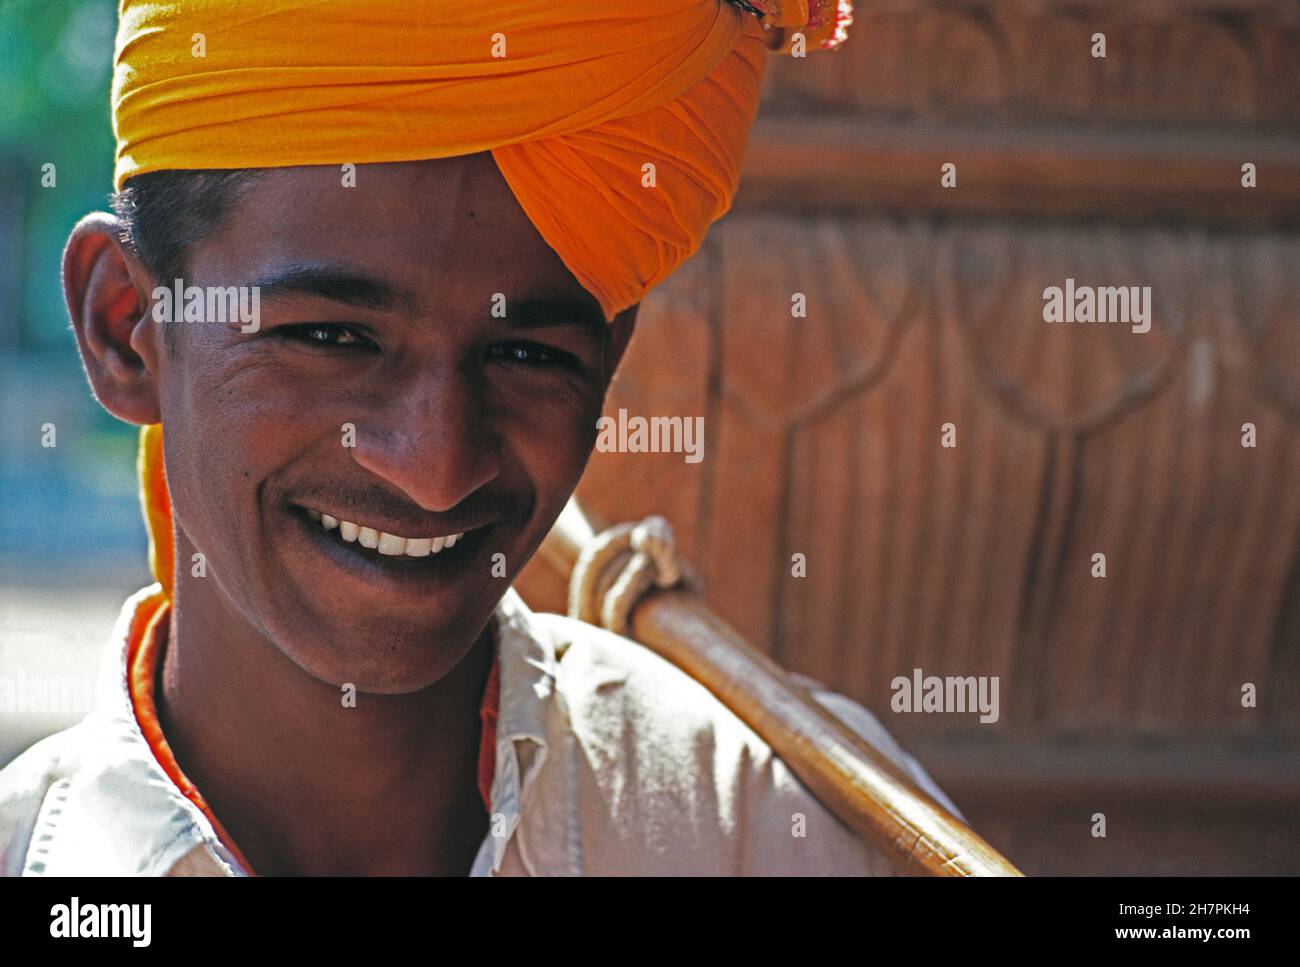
349;371;500;513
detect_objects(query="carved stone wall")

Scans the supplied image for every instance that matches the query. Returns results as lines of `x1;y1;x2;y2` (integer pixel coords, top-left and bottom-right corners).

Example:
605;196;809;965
517;0;1300;874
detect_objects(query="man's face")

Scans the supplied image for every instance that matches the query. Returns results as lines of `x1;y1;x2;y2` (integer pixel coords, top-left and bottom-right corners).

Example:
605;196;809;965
152;155;626;693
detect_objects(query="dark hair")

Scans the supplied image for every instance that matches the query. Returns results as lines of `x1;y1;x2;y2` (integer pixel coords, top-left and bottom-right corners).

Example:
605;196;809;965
109;170;262;351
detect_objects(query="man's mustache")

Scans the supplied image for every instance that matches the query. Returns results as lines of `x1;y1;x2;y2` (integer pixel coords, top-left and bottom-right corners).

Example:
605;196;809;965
284;481;526;533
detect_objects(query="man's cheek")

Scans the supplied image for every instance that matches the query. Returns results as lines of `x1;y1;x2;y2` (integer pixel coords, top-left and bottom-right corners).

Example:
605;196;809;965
182;434;254;553
554;409;600;481
167;397;275;552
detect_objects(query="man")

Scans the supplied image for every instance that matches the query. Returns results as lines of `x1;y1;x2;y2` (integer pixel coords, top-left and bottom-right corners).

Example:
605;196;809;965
0;0;958;875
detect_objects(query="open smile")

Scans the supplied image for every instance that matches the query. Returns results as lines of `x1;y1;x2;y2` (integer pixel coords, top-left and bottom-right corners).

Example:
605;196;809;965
304;508;466;559
288;503;496;590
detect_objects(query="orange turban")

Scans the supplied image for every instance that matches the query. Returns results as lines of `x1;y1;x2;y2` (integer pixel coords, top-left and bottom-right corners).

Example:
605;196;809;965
113;0;852;597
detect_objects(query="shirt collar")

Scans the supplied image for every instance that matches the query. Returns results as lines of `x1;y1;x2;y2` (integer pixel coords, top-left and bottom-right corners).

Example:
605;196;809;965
23;584;240;876
471;586;559;875
30;583;559;877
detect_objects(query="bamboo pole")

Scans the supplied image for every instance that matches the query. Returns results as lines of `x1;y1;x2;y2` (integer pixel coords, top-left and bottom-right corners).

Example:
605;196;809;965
538;498;1023;877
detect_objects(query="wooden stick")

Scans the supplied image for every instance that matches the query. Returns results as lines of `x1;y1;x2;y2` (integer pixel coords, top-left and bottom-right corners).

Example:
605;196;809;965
538;498;1023;877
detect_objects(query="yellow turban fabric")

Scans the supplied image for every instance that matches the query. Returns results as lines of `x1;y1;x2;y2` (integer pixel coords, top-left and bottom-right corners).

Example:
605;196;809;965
114;0;852;596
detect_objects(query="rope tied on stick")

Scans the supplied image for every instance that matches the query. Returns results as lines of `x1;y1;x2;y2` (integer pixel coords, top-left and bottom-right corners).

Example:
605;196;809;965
567;515;694;635
543;498;1024;875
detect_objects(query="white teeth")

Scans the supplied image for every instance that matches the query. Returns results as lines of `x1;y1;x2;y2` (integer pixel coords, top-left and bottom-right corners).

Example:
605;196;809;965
311;510;466;558
377;531;406;556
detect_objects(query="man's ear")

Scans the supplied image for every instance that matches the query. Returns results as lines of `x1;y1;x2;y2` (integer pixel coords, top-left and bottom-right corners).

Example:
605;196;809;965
62;212;163;426
605;302;639;377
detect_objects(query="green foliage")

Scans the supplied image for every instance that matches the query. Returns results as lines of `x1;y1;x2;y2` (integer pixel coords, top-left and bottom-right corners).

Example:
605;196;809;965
1;0;117;349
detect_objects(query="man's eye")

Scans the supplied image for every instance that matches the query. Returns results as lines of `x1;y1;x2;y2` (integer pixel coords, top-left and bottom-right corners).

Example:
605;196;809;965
279;324;374;349
488;341;575;369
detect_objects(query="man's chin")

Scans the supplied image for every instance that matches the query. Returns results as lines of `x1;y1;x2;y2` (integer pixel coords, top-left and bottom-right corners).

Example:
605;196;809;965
254;503;535;689
273;604;498;695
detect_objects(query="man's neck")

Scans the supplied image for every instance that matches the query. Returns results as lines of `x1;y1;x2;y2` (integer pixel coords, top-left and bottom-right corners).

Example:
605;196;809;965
153;577;495;876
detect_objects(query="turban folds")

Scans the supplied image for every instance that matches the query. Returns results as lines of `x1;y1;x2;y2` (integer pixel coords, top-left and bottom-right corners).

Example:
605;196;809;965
112;0;852;596
114;0;849;322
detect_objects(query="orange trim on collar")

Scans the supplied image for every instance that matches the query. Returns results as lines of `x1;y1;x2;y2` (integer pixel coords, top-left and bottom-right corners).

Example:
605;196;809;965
478;653;501;810
128;600;259;875
125;598;502;876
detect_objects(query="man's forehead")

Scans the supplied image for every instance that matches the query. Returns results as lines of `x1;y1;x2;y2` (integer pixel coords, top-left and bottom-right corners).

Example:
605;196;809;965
224;155;525;243
191;156;604;323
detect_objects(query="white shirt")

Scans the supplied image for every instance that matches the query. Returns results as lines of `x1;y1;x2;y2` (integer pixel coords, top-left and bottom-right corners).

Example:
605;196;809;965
0;583;961;876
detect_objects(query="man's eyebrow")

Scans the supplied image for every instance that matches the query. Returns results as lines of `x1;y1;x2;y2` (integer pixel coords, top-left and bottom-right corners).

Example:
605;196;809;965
242;266;605;329
504;295;607;332
244;264;419;314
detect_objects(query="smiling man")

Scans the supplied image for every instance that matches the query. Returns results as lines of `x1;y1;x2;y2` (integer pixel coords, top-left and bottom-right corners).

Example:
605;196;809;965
0;0;963;876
